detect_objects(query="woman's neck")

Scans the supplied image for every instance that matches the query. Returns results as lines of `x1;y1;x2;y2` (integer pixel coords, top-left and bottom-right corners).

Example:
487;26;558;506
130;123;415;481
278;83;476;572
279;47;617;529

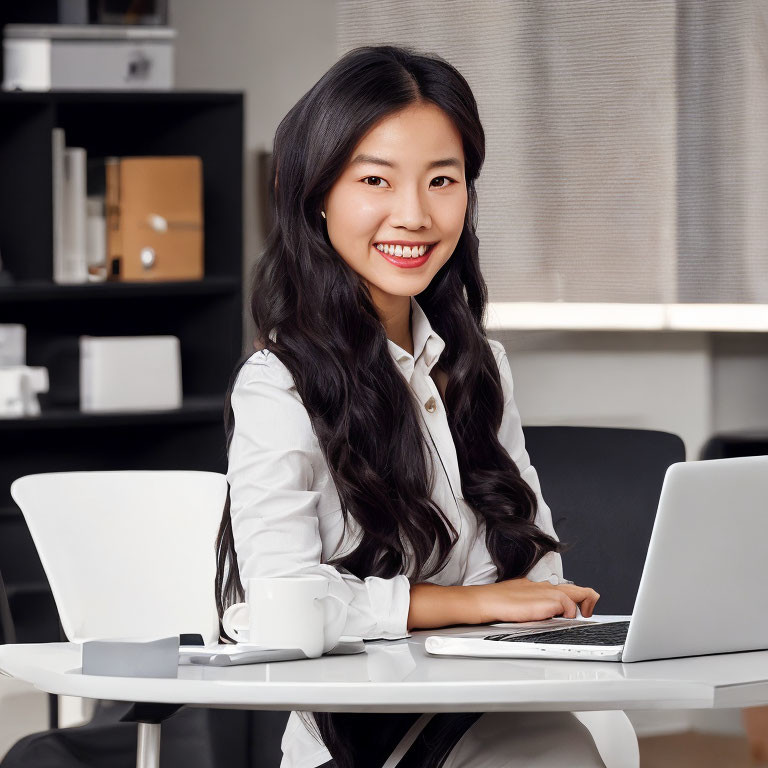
369;286;413;356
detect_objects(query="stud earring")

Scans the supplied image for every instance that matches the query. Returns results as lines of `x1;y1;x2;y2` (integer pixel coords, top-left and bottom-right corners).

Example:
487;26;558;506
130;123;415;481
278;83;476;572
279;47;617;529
321;210;326;219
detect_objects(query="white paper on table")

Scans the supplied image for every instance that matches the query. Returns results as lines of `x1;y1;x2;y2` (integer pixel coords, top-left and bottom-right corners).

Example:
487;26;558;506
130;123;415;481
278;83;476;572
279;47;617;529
179;636;366;666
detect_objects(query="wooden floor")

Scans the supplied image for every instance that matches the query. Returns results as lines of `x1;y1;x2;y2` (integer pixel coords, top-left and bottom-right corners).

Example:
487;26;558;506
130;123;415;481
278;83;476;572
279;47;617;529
638;732;766;768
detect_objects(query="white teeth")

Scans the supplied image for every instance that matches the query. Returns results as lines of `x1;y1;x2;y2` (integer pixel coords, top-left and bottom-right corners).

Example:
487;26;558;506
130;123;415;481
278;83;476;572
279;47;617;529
375;243;432;258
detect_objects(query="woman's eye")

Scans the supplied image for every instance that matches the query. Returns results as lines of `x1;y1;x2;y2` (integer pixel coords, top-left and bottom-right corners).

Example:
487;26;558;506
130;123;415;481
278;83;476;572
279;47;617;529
362;176;389;187
361;175;456;188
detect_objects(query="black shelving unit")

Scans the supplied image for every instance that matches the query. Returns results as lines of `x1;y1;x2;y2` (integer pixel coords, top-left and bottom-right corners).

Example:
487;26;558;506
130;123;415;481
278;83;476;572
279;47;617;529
0;90;244;643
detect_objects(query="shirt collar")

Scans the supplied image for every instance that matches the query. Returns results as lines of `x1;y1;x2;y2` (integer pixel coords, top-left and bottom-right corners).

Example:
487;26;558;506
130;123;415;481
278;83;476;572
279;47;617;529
387;296;446;382
267;296;446;382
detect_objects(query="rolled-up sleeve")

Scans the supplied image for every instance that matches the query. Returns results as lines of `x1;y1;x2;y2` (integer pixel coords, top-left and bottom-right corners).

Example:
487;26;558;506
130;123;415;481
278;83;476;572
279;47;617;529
226;352;411;644
463;340;565;586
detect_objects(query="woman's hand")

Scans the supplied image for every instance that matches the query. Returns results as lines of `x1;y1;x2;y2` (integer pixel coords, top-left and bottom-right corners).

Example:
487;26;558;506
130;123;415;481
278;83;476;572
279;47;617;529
472;577;600;624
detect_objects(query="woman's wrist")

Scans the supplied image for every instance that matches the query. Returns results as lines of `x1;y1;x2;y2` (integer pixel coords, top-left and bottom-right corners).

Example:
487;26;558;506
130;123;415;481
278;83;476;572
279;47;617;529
466;583;495;624
407;582;485;631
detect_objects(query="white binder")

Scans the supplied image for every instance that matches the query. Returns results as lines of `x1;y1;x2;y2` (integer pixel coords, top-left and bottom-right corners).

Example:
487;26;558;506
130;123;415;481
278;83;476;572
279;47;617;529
79;335;182;412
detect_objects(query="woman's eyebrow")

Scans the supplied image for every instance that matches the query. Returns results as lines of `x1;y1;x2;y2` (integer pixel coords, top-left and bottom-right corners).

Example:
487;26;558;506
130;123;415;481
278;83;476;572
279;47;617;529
349;153;462;171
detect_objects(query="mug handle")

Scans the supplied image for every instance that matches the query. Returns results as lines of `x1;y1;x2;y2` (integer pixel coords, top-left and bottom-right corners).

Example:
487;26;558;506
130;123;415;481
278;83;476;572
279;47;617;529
222;601;249;641
314;593;348;649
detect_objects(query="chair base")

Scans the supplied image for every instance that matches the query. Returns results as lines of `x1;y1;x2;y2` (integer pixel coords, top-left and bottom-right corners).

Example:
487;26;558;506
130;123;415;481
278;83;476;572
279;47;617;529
136;723;161;768
120;702;183;768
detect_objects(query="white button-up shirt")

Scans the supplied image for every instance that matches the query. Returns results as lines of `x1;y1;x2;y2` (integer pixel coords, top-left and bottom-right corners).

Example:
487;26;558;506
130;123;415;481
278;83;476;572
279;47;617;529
226;295;565;768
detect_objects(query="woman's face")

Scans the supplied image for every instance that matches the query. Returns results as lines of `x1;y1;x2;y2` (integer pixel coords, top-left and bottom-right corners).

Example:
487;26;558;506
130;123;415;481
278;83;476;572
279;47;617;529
323;102;468;312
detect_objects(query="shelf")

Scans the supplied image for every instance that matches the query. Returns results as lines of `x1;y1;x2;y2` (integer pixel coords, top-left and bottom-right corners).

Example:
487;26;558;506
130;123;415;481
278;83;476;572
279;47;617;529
0;88;243;616
0;396;225;431
0;276;240;303
485;303;768;332
0;90;243;105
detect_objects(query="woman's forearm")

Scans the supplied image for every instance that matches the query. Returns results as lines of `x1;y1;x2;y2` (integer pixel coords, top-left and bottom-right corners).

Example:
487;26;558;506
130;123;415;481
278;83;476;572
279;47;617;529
407;577;601;630
407;582;483;631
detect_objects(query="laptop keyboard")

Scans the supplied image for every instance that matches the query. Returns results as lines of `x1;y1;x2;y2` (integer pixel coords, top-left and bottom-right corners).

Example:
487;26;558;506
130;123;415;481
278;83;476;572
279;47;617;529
484;620;630;646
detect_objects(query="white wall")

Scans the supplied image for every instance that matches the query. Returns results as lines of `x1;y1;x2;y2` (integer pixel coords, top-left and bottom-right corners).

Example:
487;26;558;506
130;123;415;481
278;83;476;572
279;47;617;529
491;329;712;458
492;328;768;460
171;0;338;345
711;333;768;434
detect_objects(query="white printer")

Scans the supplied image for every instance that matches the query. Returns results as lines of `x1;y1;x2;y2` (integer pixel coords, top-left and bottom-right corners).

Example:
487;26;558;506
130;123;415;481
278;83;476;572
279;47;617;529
3;23;175;91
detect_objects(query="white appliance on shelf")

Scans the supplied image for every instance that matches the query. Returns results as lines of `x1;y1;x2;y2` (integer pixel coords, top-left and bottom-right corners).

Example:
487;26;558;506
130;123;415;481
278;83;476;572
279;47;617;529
79;335;182;413
0;367;49;418
3;24;175;91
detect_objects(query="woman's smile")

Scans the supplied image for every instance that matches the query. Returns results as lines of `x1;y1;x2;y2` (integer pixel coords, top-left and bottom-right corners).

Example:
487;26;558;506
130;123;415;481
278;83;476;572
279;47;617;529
373;241;438;268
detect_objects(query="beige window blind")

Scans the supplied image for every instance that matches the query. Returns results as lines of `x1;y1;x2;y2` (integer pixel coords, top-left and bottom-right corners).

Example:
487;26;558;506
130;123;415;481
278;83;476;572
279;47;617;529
337;0;768;306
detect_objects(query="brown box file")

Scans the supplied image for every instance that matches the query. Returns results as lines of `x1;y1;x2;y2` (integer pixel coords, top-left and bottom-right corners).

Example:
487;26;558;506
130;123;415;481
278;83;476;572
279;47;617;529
106;156;204;281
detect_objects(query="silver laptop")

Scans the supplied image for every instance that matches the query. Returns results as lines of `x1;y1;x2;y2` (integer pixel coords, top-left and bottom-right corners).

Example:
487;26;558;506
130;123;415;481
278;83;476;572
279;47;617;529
425;455;768;662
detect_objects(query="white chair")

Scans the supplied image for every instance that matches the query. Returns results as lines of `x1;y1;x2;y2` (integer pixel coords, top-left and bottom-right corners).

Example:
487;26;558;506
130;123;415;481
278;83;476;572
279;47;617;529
10;470;227;768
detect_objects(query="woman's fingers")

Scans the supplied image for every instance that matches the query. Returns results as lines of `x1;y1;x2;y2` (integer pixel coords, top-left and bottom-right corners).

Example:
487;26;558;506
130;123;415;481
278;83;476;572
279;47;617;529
544;599;566;618
557;584;600;604
556;584;594;601
585;591;601;617
540;592;578;619
558;592;579;618
582;589;600;616
555;584;601;618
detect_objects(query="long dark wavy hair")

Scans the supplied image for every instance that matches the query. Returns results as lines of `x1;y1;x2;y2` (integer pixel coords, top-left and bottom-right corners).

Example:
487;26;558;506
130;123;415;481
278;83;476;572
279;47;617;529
215;44;562;768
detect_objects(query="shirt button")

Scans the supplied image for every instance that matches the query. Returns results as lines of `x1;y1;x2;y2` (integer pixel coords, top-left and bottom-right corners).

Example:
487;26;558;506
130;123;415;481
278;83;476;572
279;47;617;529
425;396;437;413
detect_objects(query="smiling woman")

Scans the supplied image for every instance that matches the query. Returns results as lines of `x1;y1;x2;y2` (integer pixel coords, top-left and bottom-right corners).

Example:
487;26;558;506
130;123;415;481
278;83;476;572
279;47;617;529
215;45;604;768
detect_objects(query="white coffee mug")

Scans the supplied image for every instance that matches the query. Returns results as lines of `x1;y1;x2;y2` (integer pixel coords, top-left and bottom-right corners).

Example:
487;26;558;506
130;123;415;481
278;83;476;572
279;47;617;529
221;575;346;658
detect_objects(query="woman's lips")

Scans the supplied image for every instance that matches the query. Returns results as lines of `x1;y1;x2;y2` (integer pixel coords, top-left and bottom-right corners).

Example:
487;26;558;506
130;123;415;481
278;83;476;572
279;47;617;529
374;243;436;269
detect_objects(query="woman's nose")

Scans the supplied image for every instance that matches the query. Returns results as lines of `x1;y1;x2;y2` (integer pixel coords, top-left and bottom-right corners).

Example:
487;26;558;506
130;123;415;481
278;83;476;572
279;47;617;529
391;187;432;230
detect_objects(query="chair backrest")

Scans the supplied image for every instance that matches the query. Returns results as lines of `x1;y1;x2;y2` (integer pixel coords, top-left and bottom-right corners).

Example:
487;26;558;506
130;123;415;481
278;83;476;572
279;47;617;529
10;470;227;644
522;426;685;614
0;570;15;643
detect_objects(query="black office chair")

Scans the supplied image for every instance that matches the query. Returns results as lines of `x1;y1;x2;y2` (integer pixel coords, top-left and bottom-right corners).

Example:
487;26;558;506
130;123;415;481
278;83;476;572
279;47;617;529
1;704;251;768
522;426;686;615
700;430;768;460
0;571;15;645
